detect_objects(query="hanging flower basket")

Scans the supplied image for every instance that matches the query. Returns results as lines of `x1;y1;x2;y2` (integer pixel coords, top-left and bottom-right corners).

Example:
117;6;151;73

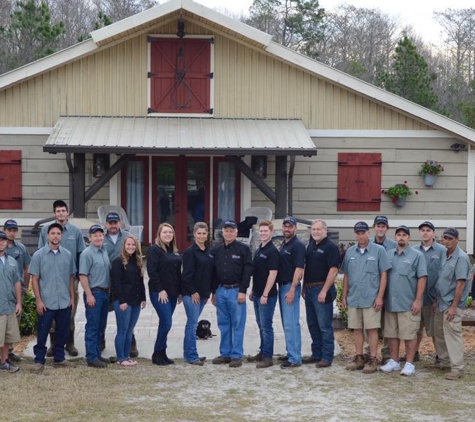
419;160;443;187
423;173;437;187
382;182;418;208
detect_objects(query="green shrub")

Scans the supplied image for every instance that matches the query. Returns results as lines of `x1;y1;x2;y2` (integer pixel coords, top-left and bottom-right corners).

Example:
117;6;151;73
20;292;37;336
467;296;473;308
335;278;348;323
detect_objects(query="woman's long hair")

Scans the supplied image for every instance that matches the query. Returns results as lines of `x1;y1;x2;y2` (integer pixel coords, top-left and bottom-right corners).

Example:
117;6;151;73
154;222;178;253
120;235;144;276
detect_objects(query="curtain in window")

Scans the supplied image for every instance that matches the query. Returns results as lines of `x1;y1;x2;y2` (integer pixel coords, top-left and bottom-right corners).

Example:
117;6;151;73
126;161;144;226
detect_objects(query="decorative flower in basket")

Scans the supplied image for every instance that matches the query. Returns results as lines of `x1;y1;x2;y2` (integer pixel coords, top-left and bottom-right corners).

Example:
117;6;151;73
418;160;444;176
382;182;418;207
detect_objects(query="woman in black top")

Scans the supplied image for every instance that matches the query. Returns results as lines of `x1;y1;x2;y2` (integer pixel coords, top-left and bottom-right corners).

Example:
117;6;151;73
182;222;214;365
146;223;182;365
111;235;146;366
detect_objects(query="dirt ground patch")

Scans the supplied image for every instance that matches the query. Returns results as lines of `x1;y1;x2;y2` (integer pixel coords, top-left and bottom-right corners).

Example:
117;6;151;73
3;328;475;422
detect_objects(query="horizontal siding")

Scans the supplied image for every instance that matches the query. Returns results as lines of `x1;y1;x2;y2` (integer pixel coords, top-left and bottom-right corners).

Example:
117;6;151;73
0;18;431;131
0;135;109;221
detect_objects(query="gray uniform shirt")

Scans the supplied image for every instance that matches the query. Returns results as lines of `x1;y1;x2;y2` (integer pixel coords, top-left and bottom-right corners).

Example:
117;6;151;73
6;240;31;290
412;241;446;305
79;245;110;289
38;221;86;268
386;247;427;312
435;246;470;312
103;229;130;263
0;255;20;315
29;245;76;310
371;236;398;251
341;242;391;309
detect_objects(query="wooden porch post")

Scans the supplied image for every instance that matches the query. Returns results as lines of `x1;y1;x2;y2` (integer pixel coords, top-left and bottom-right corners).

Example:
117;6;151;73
73;153;86;218
275;155;287;218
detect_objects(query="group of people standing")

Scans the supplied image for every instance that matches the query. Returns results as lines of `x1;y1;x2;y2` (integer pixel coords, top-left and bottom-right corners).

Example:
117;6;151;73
0;201;472;381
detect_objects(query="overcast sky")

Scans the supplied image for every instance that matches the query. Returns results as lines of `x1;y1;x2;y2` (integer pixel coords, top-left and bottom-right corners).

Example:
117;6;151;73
194;0;475;44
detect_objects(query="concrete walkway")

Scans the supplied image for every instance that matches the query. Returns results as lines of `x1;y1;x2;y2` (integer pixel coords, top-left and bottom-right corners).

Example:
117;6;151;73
24;284;341;360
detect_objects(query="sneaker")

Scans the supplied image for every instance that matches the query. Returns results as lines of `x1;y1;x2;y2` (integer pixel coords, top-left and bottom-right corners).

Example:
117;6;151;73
87;359;107;369
380;359;401;372
362;357;378;374
8;352;21;362
212;356;231;365
0;361;20;373
302;356;321;364
30;363;45;373
346;355;365;371
247;352;263;363
53;360;76;368
316;360;332;368
400;362;415;376
188;359;204;366
229;359;243;368
280;361;301;369
445;370;463;380
256;357;273;369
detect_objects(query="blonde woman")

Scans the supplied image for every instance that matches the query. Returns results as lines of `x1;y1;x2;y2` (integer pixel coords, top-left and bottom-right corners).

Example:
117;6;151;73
146;223;182;366
111;235;146;366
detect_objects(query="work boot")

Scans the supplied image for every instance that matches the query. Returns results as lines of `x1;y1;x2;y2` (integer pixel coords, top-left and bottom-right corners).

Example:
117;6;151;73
256;357;274;369
100;336;106;352
8;352;21;362
302;356;321;364
162;350;174;365
29;363;44;373
346;354;365;371
362;356;378;374
445;370;463;380
46;333;56;358
130;335;139;358
152;350;168;366
229;359;243;368
247;352;263;363
212;356;231;364
66;330;78;357
53;360;76;368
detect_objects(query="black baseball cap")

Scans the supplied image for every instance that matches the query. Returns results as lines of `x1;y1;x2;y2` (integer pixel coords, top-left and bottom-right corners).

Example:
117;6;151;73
106;212;121;222
395;225;410;235
443;227;459;239
89;224;105;234
223;220;237;229
283;216;297;226
354;221;369;232
418;221;435;231
4;219;18;230
373;215;389;226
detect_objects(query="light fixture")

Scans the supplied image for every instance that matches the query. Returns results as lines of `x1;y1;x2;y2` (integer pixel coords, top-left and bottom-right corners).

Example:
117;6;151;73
450;143;466;152
93;154;109;177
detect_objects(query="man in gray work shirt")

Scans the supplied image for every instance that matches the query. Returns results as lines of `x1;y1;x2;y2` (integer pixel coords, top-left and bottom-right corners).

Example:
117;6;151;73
29;223;76;373
38;200;85;357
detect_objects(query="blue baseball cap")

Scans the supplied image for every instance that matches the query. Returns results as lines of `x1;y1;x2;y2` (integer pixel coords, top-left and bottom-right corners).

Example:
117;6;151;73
0;231;7;240
106;212;121;222
89;224;105;234
4;219;18;230
354;221;369;232
223;220;237;229
395;225;410;235
418;221;435;231
283;216;297;226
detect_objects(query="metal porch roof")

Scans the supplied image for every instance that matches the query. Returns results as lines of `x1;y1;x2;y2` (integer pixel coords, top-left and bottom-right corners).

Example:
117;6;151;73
43;116;317;156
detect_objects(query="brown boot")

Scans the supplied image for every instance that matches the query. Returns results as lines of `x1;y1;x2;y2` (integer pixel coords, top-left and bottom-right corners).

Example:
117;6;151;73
346;354;365;371
46;333;56;358
130;335;139;358
362;356;378;374
66;330;78;357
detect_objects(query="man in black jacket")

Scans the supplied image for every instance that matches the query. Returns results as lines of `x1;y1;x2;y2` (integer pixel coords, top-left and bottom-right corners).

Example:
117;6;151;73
211;220;253;368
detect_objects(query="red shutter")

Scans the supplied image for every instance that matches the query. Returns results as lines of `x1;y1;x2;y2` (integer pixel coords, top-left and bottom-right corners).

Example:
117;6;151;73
0;150;22;210
150;38;211;114
337;153;382;211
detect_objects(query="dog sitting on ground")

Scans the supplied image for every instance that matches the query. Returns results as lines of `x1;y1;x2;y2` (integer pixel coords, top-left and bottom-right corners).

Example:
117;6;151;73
196;319;214;339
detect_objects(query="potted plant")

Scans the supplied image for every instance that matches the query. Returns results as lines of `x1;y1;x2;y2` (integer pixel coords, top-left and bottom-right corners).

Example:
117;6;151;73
418;160;444;186
382;182;417;207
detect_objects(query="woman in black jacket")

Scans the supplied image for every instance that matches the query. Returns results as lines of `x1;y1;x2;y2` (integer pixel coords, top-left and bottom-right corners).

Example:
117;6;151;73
182;222;214;365
146;223;182;365
111;235;146;366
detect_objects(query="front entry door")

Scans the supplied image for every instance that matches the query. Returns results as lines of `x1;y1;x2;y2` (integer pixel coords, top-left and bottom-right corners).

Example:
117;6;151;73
152;157;210;249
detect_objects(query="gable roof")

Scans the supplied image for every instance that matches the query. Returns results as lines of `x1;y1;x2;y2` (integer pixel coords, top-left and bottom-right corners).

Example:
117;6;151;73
1;0;475;143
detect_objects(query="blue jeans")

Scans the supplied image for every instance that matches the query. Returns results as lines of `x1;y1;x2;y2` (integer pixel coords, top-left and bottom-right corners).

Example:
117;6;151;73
216;286;247;359
149;292;177;352
253;295;277;358
113;301;141;361
182;295;206;362
34;307;71;364
305;285;336;363
278;283;302;364
84;290;109;363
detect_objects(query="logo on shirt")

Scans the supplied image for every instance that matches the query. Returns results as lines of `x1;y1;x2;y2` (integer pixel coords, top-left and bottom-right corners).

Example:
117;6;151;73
67;235;76;240
316;249;324;254
231;254;241;260
208;254;214;259
284;250;292;255
367;256;376;261
259;254;267;259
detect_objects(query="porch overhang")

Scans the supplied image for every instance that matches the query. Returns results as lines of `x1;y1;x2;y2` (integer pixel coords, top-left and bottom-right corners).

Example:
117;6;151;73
43;116;317;156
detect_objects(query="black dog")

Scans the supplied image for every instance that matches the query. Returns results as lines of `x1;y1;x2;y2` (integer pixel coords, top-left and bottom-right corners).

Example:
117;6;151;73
196;319;214;339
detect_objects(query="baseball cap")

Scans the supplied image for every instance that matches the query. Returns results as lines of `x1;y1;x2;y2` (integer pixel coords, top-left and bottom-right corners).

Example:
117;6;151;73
354;221;369;232
395;225;410;235
89;224;105;234
106;212;121;222
373;215;389;226
418;221;435;231
443;227;459;239
223;220;237;229
4;219;18;230
0;231;7;240
283;216;297;226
